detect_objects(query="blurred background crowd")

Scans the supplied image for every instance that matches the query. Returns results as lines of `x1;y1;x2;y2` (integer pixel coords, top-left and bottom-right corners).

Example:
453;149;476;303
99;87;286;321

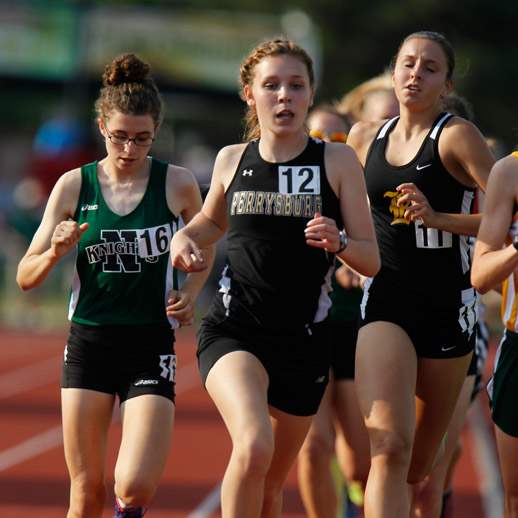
0;0;516;331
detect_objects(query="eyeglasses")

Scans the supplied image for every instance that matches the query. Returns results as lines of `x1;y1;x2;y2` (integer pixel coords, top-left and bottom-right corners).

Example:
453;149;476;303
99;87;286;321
105;128;155;147
309;129;348;143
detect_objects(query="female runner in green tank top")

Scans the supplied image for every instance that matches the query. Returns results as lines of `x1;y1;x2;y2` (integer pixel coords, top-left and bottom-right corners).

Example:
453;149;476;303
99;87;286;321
17;53;213;518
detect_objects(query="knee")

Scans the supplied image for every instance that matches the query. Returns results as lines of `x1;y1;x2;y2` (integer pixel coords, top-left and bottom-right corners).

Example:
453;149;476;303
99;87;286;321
69;474;106;516
369;429;412;469
114;476;156;508
408;438;446;484
299;432;334;471
233;433;274;480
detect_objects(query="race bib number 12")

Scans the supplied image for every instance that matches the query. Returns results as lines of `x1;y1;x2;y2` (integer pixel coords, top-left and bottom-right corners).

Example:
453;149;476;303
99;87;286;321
278;165;320;195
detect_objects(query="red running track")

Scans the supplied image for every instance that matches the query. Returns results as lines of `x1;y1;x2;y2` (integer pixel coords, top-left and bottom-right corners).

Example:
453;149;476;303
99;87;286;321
0;328;493;517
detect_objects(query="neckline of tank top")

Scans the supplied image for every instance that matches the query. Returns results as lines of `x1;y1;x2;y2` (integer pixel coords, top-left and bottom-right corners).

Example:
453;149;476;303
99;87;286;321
92;156;156;219
379;111;450;171
251;136;316;166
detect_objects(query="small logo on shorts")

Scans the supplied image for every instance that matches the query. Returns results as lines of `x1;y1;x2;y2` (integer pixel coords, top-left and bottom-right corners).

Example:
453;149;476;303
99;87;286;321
315;375;326;383
134;379;159;386
441;345;456;352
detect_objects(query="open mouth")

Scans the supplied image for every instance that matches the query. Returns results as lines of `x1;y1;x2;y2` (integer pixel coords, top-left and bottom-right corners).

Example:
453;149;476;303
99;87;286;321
406;84;420;93
119;157;137;164
275;109;294;120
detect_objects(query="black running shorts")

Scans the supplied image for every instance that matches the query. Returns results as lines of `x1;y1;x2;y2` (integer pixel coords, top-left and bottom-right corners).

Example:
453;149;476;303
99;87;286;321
360;271;476;359
197;318;330;416
62;322;176;403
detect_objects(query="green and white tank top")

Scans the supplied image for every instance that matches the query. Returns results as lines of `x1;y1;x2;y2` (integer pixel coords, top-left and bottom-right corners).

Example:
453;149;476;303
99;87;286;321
68;158;179;327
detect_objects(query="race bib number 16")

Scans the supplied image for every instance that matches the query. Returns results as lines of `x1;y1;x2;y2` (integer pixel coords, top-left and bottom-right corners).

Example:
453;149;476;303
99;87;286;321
278;165;320;195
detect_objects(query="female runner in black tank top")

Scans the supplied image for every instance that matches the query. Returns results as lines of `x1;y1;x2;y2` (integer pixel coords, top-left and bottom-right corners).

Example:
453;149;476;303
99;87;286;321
347;31;494;517
170;39;379;518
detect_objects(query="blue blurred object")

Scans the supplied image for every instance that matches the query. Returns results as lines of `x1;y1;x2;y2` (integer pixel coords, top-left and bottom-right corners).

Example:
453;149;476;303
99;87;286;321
343;488;360;518
33;117;85;156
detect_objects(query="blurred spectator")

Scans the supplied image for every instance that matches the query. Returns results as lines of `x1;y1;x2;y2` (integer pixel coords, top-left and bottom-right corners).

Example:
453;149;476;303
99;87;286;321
7;176;46;244
337;72;398;123
30;106;98;195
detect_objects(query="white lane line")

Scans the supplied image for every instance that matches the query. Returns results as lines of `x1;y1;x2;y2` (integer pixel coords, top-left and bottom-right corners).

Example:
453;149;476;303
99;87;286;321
0;425;63;472
468;397;504;517
187;483;221;518
0;361;200;472
0;356;61;399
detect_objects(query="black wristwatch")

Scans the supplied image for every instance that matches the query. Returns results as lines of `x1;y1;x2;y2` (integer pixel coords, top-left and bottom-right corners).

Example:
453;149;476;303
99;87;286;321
513;234;518;251
336;229;348;254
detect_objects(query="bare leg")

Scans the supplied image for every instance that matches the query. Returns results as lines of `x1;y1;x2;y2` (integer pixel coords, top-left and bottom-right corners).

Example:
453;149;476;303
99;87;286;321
262;407;313;518
62;388;114;518
409;353;472;484
410;375;475;517
333;378;370;487
206;351;273;518
495;425;518;518
114;394;174;509
297;382;337;518
355;322;417;518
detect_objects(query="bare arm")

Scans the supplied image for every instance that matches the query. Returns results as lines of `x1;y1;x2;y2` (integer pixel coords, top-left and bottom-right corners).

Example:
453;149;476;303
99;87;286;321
170;144;245;272
346;120;383;167
165;165;215;325
305;143;380;277
16;169;85;290
472;155;518;293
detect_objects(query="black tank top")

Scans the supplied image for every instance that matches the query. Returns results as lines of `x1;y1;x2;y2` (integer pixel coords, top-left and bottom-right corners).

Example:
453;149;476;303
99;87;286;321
206;137;342;330
364;112;475;302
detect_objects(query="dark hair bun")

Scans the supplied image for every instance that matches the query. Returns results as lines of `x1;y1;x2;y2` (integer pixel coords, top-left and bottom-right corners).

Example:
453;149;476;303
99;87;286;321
102;53;150;87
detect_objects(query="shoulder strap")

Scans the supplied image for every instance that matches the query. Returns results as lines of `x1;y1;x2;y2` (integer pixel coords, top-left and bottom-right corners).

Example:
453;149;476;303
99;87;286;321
376;116;399;140
430;112;454;141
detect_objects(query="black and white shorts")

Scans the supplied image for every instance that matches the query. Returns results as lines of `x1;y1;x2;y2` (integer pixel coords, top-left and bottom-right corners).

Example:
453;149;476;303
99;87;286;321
197;318;330;416
62;322;176;404
360;272;476;359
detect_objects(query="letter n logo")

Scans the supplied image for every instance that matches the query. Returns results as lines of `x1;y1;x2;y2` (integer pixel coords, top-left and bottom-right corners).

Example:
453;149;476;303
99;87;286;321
101;229;141;272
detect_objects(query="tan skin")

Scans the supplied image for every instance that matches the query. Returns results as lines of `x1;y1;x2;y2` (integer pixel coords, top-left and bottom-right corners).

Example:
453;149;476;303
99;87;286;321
17;111;212;518
472;154;518;518
171;54;379;518
347;37;494;518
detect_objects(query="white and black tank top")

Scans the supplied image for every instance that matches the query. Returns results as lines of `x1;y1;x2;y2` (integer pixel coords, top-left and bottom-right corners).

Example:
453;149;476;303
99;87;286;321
206;137;342;330
365;112;475;303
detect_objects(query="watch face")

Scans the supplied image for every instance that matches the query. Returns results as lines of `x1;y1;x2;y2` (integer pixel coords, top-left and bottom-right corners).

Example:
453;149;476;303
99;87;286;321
338;230;347;253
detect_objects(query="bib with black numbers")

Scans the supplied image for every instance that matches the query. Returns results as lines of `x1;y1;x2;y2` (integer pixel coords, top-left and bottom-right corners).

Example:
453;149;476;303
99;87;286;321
364;112;475;301
69;158;179;326
216;138;342;329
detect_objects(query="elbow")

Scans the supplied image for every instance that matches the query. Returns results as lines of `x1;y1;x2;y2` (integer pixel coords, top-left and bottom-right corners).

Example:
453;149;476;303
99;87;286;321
366;249;381;278
471;271;489;295
16;270;34;292
473;283;489;295
366;259;381;278
16;277;31;292
358;252;380;278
